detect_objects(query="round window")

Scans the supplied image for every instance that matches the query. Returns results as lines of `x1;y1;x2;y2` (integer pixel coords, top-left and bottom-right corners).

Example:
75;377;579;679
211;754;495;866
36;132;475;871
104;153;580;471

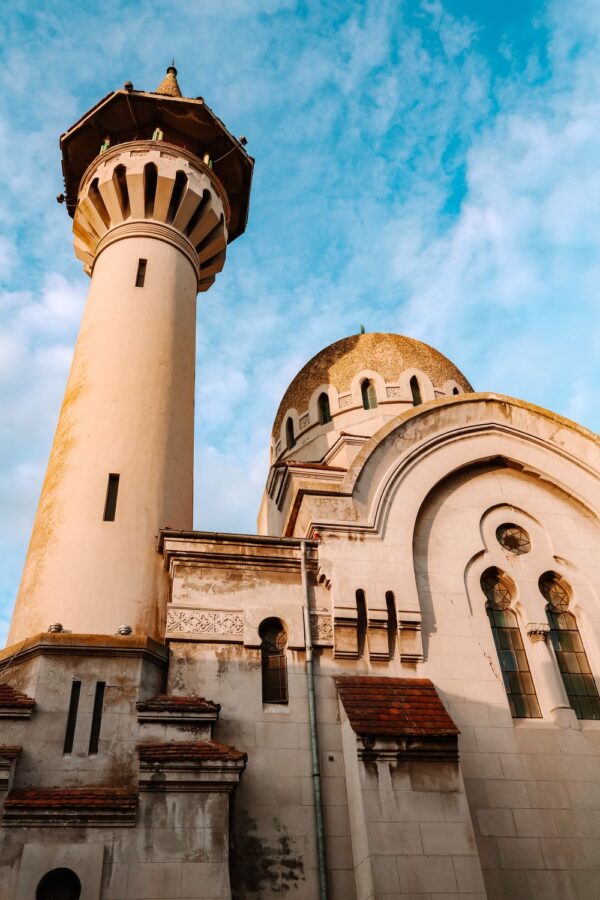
496;523;531;556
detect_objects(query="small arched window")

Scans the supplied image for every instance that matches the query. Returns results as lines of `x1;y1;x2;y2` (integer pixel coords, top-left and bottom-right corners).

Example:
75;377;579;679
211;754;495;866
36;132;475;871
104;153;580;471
410;376;422;406
481;568;541;719
259;618;288;704
361;379;378;410
452;386;460;396
285;417;295;449
318;392;332;425
36;868;82;900
541;572;600;720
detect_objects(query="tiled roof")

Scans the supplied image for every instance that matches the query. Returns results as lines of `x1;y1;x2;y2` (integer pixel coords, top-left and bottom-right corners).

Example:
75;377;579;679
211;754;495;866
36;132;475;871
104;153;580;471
3;787;138;826
0;683;35;708
137;740;246;762
4;787;137;810
0;746;21;760
136;695;220;713
335;676;459;738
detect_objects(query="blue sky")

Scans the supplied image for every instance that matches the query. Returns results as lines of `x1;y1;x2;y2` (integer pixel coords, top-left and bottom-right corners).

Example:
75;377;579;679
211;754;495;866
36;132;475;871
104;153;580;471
1;0;599;643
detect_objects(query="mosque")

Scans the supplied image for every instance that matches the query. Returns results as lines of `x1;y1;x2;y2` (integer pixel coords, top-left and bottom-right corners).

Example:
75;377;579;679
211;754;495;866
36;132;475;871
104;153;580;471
0;66;599;900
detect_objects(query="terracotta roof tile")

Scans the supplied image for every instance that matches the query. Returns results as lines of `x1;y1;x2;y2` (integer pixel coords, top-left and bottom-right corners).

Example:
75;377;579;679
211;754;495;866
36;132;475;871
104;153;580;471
136;695;220;713
335;676;459;738
137;740;246;763
0;746;21;760
4;787;137;810
0;683;35;708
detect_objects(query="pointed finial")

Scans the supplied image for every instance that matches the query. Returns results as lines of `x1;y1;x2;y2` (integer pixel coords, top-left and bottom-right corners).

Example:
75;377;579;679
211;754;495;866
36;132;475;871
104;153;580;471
155;63;182;98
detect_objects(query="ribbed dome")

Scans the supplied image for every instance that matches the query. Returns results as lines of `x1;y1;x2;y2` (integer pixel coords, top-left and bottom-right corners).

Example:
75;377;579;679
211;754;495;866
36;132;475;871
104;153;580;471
273;333;472;435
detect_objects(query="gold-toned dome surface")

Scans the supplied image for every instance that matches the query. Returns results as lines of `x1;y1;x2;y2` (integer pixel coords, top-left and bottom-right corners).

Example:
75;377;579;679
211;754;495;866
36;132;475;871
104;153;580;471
273;333;473;436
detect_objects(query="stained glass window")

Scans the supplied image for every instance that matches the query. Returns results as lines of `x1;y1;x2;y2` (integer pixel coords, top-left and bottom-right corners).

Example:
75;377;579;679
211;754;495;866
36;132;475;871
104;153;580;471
496;523;531;556
540;573;600;720
481;568;541;719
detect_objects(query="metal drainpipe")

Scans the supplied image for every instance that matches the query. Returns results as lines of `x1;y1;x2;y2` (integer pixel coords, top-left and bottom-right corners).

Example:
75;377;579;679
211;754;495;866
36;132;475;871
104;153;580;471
301;539;329;900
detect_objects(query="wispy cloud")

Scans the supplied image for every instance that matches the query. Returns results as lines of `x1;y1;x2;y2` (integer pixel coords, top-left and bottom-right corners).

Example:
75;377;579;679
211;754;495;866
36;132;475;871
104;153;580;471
0;0;598;643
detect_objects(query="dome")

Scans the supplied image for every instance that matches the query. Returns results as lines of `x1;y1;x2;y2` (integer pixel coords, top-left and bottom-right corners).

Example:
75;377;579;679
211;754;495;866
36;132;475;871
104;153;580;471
272;332;472;437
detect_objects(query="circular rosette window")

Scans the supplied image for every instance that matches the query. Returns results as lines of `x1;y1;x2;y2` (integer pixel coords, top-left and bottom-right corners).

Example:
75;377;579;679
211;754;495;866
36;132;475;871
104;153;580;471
496;523;531;556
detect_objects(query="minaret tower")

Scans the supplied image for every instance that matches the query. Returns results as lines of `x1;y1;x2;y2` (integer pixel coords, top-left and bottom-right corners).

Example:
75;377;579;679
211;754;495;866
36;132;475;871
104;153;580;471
8;67;253;643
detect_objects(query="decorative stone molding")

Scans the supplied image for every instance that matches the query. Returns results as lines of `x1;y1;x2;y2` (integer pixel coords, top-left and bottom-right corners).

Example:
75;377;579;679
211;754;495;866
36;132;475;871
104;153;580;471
398;613;424;662
0;746;20;792
338;394;353;410
74;141;228;290
526;622;550;643
299;413;311;430
386;386;403;399
166;607;244;641
137;741;247;792
310;611;334;646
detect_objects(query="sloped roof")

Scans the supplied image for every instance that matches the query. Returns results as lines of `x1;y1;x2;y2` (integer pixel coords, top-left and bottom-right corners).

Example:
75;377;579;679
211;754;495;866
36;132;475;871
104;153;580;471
335;676;459;738
137;740;246;762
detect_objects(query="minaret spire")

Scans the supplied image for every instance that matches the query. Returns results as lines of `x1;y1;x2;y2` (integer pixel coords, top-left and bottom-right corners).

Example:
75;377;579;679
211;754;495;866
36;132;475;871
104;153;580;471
155;62;182;97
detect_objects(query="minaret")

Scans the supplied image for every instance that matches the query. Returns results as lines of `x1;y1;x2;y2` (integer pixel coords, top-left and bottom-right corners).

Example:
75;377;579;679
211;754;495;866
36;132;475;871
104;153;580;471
8;67;253;644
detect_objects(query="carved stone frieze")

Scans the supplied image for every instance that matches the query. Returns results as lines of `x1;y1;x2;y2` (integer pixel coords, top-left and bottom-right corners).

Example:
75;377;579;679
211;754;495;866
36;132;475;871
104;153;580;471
166;607;244;640
386;386;403;399
310;611;334;646
299;414;310;430
338;394;353;410
526;622;550;643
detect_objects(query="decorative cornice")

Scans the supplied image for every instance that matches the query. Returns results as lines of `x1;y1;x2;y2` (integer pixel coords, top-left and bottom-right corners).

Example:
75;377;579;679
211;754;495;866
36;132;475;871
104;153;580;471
0;634;168;670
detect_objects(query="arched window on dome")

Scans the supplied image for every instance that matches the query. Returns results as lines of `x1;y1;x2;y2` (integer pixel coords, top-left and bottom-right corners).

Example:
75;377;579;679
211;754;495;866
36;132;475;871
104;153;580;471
540;572;600;720
481;568;541;719
361;379;377;410
36;868;82;900
318;392;332;425
452;386;460;396
410;376;422;407
285;417;295;450
259;617;288;704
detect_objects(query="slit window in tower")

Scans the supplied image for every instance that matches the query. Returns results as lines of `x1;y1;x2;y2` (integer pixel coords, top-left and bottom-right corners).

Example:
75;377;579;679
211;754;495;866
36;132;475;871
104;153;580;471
63;680;82;755
103;474;120;522
135;259;147;287
88;681;106;755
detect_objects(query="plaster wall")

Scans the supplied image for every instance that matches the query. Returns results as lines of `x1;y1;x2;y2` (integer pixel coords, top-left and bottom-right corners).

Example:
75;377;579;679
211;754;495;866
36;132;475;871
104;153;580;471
9;234;197;643
408;463;600;898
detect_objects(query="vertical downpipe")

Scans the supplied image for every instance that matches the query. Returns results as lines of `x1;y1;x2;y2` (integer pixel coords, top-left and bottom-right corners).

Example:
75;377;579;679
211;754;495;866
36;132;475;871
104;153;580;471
301;539;329;900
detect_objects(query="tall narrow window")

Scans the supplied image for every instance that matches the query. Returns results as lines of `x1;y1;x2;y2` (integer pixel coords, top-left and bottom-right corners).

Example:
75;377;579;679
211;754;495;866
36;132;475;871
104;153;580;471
410;376;422;406
386;590;397;659
260;618;288;704
103;474;120;522
285;417;295;450
361;379;377;410
135;258;147;287
88;681;106;754
541;572;600;720
481;568;541;719
356;589;368;658
63;680;82;754
318;392;332;424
